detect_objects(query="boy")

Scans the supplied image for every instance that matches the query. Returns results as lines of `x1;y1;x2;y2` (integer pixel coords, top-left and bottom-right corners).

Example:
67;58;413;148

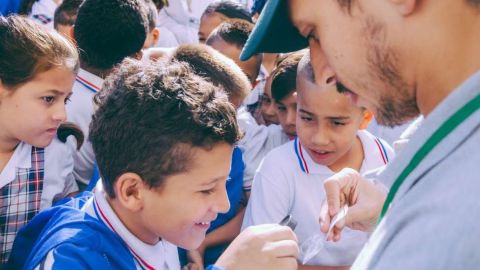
66;0;148;189
142;0;160;49
170;44;250;269
206;19;265;125
198;0;252;44
7;59;299;270
53;0;82;38
270;51;305;139
242;53;393;269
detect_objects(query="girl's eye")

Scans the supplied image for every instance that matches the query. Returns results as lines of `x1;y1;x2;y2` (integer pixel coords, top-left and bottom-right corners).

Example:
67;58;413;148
43;96;55;104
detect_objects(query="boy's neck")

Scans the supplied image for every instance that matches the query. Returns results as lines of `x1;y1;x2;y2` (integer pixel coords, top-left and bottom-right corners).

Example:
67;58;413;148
80;63;112;79
105;195;161;246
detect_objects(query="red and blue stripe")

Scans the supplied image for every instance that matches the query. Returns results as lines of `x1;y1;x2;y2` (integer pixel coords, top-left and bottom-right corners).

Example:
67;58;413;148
93;199;155;270
76;76;100;93
294;138;310;174
374;138;389;164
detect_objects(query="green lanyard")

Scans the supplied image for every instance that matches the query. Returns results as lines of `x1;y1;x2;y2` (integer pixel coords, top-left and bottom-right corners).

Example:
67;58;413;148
378;93;480;223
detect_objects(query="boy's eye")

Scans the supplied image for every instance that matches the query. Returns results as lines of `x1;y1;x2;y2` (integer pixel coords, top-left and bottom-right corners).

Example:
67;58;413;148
42;96;55;104
64;96;71;105
276;105;286;112
332;120;346;126
301;116;313;122
200;188;215;195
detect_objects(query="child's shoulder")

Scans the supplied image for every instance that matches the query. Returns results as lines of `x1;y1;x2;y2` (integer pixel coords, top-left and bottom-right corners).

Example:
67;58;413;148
259;140;297;171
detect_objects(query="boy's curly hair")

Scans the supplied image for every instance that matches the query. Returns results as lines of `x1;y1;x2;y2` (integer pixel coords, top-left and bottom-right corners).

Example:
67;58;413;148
90;59;240;197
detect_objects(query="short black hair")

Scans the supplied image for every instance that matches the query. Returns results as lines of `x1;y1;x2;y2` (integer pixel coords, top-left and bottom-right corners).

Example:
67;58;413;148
73;0;148;70
170;43;251;108
143;0;157;31
203;0;253;23
271;51;305;102
54;0;83;29
206;19;253;50
90;59;241;198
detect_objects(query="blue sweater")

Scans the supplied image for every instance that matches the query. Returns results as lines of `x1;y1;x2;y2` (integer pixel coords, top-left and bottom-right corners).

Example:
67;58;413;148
6;192;136;270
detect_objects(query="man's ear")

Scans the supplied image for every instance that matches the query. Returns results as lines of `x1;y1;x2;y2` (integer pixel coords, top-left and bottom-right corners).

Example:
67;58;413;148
113;172;145;212
390;0;417;16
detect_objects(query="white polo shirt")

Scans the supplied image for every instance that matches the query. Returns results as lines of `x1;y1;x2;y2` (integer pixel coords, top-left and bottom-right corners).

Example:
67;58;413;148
236;107;290;190
0;137;79;210
66;69;104;185
242;130;394;266
29;0;58;29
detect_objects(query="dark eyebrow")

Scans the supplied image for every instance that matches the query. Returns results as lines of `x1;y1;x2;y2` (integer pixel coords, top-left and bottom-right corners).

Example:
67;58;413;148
200;176;227;187
327;116;350;121
43;89;71;96
299;108;314;116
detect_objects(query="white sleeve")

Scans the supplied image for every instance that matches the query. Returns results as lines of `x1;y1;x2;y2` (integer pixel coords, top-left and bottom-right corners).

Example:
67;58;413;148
41;138;79;210
241;154;294;230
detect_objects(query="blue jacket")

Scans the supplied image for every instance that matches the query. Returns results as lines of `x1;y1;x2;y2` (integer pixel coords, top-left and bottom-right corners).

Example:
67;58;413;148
6;192;136;270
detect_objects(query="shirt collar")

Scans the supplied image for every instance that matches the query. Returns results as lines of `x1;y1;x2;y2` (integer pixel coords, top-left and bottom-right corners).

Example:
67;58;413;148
293;137;332;175
76;69;104;93
84;182;176;270
0;142;33;188
293;130;389;175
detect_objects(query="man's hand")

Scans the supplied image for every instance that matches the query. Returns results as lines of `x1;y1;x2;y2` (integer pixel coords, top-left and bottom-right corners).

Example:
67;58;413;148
320;168;387;241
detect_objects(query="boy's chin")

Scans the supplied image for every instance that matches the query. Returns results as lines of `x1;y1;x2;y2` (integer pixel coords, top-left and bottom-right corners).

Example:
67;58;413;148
175;234;206;250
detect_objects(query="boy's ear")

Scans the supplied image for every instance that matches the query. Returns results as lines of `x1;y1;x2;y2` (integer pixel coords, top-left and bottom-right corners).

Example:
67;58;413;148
390;0;417;16
359;110;374;130
152;27;160;46
114;172;145;212
69;26;76;43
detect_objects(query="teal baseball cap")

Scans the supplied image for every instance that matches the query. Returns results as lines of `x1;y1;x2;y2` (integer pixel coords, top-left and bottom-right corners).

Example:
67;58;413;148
240;0;308;61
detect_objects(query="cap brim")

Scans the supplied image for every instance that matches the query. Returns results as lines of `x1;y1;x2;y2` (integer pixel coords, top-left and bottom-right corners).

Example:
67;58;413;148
240;0;308;61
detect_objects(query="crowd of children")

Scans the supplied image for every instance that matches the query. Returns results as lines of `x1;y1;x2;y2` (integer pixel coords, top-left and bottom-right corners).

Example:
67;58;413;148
0;0;434;269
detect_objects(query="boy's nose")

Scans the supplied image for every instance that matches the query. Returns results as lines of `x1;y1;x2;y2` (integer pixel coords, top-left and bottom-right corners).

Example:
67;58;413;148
312;128;330;146
286;110;296;125
213;186;230;214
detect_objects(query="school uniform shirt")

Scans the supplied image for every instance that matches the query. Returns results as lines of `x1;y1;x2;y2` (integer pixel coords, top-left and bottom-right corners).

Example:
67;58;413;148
242;130;394;266
28;0;58;29
37;182;181;270
352;72;480;269
236;106;290;191
66;69;104;185
244;65;268;125
0;137;78;264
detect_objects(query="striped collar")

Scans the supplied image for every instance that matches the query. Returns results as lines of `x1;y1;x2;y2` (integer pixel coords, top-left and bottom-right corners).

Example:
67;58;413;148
75;69;103;93
293;130;391;175
83;182;178;270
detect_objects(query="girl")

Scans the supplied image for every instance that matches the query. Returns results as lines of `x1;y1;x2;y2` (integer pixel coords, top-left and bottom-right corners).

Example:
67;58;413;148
0;15;81;264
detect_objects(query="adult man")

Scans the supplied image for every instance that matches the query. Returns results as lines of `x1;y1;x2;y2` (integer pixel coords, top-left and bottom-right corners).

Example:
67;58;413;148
241;0;480;269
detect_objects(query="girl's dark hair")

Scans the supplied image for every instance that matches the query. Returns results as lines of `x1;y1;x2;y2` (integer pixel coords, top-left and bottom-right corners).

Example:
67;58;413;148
0;15;79;89
57;122;85;150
